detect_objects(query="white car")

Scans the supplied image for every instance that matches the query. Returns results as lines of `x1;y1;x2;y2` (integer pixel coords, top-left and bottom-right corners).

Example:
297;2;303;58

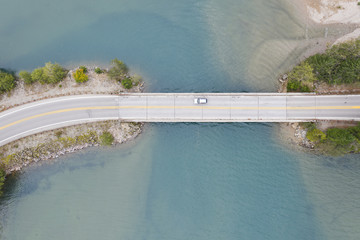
194;98;207;104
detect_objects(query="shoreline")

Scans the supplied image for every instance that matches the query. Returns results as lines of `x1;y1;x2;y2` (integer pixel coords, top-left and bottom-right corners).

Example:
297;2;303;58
0;66;144;113
278;0;360;155
0;63;145;175
1;120;143;174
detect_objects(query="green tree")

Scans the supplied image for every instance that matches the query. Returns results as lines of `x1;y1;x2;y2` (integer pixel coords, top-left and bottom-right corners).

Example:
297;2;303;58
31;68;49;84
100;131;114;146
108;58;128;80
121;78;133;89
19;70;34;84
43;62;66;84
73;68;89;83
0;71;16;93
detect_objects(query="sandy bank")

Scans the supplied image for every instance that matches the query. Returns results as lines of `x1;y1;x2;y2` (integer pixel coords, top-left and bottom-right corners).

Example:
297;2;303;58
305;0;360;24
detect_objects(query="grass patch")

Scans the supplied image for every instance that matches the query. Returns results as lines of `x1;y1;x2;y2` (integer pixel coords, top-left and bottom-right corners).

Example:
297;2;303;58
100;131;114;146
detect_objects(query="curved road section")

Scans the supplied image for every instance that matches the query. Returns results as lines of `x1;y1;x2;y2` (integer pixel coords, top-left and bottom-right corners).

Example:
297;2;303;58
0;93;359;146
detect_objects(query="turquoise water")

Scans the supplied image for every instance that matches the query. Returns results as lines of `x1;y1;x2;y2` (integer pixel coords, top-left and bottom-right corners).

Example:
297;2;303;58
1;0;360;239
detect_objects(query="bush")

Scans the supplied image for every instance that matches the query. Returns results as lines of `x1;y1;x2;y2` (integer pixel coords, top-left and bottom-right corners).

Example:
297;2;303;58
307;39;360;84
30;63;66;84
108;58;128;80
100;131;114;146
0;167;5;197
300;84;311;92
288;62;316;83
287;80;301;92
19;70;34;84
73;68;89;83
31;68;48;84
94;67;103;74
307;128;326;142
121;78;133;89
43;62;66;84
348;124;360;140
326;128;357;147
0;71;16;93
79;66;87;73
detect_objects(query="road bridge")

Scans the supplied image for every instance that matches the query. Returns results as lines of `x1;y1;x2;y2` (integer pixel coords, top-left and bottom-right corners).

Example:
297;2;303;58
0;93;359;146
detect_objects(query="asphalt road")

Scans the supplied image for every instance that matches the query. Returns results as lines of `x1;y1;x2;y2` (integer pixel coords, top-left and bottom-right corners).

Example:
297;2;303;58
0;93;359;146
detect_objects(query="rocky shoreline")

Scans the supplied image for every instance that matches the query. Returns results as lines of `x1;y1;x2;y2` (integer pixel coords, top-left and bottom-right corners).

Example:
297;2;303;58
1;121;144;174
0;64;145;175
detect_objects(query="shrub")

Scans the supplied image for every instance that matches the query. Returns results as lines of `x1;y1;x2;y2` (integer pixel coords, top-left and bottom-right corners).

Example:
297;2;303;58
121;78;133;89
31;63;66;84
79;66;87;73
0;167;5;197
73;68;89;83
108;58;128;80
287;80;301;92
300;84;311;92
306;128;326;142
348;124;360;140
0;71;16;93
326;128;357;147
307;39;360;84
94;67;103;74
288;62;316;83
43;62;66;84
31;68;48;84
19;70;34;84
100;131;114;146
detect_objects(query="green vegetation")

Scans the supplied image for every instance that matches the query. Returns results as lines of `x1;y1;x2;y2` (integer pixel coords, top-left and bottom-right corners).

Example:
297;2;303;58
79;66;87;73
100;131;114;146
31;68;47;83
27;62;67;84
0;70;16;93
286;39;360;92
306;128;326;142
73;68;89;83
108;58;128;81
121;78;133;89
19;71;35;84
0;167;5;197
42;62;67;84
94;67;103;74
304;123;360;155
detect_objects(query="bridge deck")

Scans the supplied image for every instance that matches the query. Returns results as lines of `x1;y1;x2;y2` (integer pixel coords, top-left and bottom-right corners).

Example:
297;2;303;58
0;93;359;146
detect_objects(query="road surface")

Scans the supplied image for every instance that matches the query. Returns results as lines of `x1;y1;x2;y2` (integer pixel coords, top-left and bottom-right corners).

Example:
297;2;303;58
0;93;359;146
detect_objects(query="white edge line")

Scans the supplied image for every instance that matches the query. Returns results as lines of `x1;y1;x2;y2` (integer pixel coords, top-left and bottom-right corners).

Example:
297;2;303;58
0;117;118;146
0;95;117;119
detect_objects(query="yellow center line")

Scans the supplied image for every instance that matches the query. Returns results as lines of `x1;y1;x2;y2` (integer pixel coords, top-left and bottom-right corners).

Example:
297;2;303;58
0;105;359;131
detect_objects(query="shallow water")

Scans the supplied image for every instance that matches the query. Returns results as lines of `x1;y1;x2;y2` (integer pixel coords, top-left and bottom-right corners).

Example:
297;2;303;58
1;0;360;239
